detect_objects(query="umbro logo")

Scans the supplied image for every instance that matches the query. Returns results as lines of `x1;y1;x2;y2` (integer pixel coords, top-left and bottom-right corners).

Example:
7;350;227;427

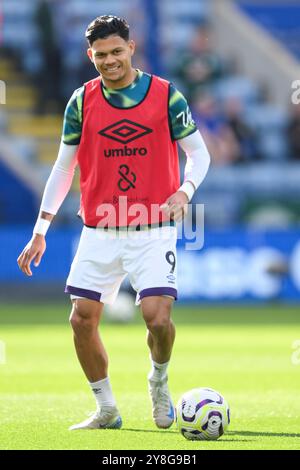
98;119;153;144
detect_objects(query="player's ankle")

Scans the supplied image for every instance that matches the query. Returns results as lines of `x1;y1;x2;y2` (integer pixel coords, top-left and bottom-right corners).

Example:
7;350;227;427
90;377;117;409
148;358;169;382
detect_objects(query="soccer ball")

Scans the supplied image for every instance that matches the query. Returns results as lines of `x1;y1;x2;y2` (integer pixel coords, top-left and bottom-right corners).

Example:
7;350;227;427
176;388;230;441
105;291;136;323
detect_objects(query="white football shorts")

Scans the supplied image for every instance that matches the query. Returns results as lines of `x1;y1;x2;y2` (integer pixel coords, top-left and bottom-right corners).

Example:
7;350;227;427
65;225;178;305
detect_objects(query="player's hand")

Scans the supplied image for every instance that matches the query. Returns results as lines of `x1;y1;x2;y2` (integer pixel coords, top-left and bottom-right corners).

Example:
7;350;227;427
17;234;46;276
160;191;189;222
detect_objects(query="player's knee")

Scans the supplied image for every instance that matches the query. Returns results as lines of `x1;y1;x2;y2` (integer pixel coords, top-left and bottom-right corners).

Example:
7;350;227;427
142;304;172;333
69;312;94;335
69;302;99;335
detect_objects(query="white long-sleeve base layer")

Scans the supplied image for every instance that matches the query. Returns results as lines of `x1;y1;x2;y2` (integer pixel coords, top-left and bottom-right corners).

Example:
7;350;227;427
39;130;210;216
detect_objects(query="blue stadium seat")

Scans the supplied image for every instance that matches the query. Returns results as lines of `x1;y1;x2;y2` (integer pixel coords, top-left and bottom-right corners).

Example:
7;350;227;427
245;104;288;161
215;75;259;106
236;1;300;60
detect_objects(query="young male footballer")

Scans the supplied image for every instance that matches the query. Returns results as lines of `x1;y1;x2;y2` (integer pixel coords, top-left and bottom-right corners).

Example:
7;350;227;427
17;16;210;430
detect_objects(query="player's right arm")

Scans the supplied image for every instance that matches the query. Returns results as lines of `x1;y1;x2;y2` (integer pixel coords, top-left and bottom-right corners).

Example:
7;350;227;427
17;142;78;276
17;88;83;276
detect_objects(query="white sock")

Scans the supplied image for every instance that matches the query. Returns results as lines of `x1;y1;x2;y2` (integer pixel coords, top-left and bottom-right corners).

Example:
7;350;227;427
148;359;169;382
89;377;116;410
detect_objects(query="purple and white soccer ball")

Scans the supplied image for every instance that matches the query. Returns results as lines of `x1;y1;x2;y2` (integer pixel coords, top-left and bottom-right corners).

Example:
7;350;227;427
176;388;230;440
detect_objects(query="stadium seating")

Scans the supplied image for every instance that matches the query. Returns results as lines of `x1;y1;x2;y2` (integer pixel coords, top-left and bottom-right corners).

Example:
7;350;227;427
236;1;300;60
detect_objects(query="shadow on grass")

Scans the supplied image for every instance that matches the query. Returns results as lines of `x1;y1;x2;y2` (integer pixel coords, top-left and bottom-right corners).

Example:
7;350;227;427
122;428;177;435
219;439;254;442
122;428;253;441
228;430;300;438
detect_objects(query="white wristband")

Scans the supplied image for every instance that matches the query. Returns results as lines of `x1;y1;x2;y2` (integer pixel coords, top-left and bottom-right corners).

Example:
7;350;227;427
33;218;51;236
178;181;195;202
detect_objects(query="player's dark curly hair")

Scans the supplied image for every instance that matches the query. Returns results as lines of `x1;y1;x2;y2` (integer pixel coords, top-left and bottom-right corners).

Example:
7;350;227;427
85;15;130;46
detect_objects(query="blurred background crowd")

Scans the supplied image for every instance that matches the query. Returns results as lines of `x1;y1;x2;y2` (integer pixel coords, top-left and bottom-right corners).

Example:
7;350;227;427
0;0;300;303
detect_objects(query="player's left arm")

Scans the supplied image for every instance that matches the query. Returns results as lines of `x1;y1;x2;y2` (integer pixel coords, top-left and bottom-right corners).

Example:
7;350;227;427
160;85;210;221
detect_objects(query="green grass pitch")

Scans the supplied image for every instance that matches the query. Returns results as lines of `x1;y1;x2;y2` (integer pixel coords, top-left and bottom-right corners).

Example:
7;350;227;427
0;303;300;450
